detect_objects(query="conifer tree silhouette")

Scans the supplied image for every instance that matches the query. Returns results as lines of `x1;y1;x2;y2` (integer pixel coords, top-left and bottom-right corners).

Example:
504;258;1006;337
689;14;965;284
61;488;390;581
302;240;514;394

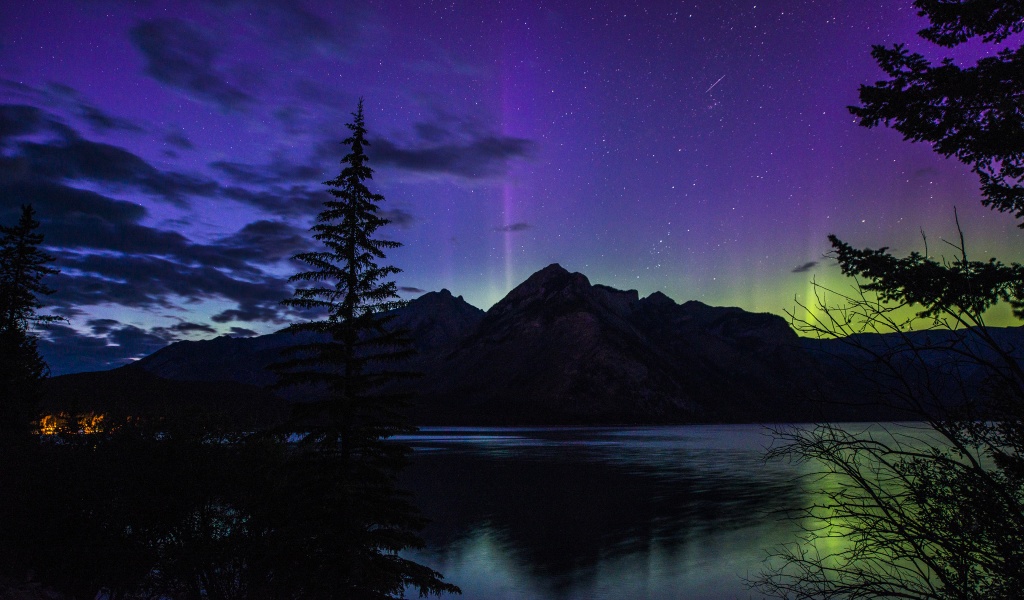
0;204;59;440
272;99;459;598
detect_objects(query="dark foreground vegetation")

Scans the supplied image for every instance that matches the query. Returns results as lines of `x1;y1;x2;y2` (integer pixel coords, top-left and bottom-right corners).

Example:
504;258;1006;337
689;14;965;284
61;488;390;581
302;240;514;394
756;1;1024;598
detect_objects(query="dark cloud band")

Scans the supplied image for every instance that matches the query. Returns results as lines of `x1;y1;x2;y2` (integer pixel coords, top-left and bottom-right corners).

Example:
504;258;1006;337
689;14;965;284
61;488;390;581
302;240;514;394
374;135;534;178
791;261;819;273
130;18;252;110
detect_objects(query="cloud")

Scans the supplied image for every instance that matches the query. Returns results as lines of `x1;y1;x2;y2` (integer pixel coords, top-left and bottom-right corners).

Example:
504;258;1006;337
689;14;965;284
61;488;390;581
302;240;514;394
0;103;75;142
0;103;328;220
220;184;328;217
206;0;374;60
2;82;143;138
13;138;216;205
0;103;331;217
85;319;122;336
495;222;531;233
399;286;425;294
381;208;415;228
165;132;194;150
78;105;143;133
373;134;535;179
48;251;287;311
0;181;145;230
0;104;51;140
211;155;328;185
211;304;286;324
217;219;315;263
791;261;819;273
274;106;313;135
157;321;218;335
0;182;229;266
130;18;251;110
44;83;143;134
413;122;449;143
0;106;219;207
229;326;259;337
43;254;296;359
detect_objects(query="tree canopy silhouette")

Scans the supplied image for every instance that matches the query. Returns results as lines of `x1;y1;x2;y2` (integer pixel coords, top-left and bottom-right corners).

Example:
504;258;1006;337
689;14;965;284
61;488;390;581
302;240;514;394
0;204;59;440
272;99;459;598
276;99;413;448
757;2;1024;598
849;0;1024;220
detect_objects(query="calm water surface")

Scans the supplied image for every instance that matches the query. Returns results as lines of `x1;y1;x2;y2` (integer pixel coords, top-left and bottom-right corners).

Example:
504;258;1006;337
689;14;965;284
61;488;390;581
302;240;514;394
397;425;813;600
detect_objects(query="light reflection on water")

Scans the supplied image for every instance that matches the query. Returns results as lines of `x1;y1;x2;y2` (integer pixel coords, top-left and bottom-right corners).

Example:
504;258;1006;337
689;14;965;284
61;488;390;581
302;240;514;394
397;425;814;600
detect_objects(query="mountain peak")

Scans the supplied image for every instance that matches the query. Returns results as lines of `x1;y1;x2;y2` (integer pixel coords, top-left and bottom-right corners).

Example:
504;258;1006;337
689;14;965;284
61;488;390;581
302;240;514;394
522;263;579;286
493;263;591;312
406;288;477;310
537;262;569;275
480;264;644;333
642;290;676;308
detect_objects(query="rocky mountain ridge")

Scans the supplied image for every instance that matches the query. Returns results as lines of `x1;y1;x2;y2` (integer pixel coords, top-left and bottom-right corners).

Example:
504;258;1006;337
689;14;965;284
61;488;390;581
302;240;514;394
45;263;964;425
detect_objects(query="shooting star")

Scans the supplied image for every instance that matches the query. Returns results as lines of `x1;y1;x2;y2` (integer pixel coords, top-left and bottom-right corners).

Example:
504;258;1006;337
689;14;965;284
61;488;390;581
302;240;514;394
705;75;725;93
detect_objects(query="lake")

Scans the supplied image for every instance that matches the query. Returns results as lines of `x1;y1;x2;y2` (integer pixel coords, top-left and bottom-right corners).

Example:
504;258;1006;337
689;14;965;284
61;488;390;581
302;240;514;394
396;425;813;600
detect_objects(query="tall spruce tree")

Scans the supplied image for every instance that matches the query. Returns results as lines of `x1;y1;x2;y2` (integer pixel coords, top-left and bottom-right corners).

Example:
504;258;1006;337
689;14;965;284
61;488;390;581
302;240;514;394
273;100;459;598
277;99;413;449
0;204;59;440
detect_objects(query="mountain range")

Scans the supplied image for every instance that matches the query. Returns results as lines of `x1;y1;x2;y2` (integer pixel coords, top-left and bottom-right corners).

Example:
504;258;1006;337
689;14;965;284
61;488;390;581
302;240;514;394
44;263;1019;426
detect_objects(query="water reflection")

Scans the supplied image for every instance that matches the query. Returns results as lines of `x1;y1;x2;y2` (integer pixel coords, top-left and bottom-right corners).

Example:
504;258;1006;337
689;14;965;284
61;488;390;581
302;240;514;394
398;426;807;599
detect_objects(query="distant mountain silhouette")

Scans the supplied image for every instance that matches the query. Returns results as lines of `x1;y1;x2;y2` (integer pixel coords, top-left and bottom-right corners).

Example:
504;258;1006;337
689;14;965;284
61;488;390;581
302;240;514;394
134;287;484;389
45;264;1022;425
402;264;834;423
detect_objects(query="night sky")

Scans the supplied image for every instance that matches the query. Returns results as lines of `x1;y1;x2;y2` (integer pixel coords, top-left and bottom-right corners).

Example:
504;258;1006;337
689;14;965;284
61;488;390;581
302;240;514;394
3;1;1022;374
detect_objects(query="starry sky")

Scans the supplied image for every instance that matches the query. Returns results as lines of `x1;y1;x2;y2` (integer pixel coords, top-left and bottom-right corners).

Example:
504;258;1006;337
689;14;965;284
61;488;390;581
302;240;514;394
2;0;1022;374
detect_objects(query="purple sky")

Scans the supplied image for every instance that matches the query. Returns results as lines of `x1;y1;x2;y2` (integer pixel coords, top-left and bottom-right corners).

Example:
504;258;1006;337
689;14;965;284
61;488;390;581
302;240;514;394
3;0;1021;374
